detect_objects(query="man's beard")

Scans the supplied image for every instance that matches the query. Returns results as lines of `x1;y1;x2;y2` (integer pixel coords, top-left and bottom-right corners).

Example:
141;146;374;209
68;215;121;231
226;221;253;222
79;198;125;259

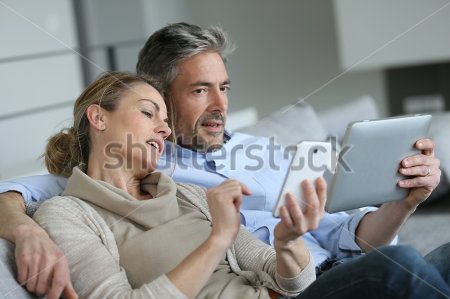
176;112;226;152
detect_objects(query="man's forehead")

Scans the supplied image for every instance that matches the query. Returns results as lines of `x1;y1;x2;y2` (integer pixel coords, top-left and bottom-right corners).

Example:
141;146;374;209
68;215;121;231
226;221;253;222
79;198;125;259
177;52;227;75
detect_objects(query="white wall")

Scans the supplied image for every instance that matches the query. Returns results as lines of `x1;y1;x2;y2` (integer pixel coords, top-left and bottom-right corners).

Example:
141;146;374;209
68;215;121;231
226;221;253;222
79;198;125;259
0;0;83;180
0;0;389;179
138;0;387;118
334;0;450;71
0;0;77;59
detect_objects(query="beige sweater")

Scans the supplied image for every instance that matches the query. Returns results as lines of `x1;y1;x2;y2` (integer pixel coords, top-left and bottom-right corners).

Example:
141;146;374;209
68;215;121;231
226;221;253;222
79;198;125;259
33;167;315;299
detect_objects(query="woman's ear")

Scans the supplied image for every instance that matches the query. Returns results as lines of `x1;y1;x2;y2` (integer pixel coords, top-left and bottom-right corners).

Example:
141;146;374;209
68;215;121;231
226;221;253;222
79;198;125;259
86;104;107;131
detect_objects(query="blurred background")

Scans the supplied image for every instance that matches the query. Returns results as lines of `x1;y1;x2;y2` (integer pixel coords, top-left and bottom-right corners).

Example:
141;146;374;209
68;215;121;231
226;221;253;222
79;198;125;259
1;0;450;180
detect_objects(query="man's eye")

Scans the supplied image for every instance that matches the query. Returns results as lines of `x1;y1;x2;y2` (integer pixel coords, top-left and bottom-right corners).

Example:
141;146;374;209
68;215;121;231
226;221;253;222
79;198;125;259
221;85;230;93
194;88;207;95
142;111;153;118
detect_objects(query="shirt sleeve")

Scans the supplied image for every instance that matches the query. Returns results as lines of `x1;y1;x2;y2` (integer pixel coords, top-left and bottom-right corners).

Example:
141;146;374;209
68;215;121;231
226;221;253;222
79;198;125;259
0;174;67;203
33;197;188;299
309;208;397;260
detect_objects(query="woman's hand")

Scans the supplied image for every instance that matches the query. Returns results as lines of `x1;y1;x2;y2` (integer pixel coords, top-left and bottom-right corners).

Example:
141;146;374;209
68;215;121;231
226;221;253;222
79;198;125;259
206;180;251;249
398;139;441;209
274;177;327;244
273;177;327;278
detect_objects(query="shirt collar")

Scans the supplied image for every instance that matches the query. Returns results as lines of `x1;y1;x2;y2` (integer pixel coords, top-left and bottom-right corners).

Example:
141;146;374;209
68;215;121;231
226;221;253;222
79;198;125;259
164;130;232;159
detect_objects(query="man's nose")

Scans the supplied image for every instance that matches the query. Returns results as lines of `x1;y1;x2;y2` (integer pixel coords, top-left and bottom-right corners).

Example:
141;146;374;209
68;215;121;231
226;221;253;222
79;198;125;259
209;88;228;112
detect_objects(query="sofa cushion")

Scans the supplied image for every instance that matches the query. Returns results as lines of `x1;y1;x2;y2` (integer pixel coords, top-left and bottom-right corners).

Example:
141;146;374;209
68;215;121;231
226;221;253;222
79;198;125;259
237;101;327;146
0;239;36;299
317;95;380;143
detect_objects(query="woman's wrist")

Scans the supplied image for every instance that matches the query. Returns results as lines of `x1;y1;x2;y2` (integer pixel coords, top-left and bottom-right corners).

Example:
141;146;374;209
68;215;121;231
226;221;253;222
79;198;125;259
207;233;233;253
275;237;310;268
274;237;310;278
274;236;304;251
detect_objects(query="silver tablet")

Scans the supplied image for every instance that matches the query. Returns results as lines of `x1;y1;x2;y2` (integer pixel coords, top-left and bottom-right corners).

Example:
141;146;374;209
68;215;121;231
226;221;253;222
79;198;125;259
325;114;432;213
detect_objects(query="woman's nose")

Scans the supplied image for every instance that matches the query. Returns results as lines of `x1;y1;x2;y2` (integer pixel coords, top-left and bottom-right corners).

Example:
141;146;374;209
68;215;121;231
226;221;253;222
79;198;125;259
157;121;172;139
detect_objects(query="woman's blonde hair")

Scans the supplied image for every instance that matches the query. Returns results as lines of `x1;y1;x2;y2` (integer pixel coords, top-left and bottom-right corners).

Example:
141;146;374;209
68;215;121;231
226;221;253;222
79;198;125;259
44;71;175;177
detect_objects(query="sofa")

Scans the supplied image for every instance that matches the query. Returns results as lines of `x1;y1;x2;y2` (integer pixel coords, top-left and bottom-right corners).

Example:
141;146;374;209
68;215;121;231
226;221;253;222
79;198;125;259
1;95;450;298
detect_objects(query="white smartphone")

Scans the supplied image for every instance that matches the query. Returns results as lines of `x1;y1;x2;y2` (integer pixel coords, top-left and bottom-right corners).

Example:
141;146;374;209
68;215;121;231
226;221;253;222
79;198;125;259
272;141;332;218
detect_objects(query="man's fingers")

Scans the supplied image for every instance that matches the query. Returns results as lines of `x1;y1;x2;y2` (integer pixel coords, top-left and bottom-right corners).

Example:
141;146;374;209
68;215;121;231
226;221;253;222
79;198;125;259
46;261;71;299
62;280;78;299
416;139;435;155
16;255;29;285
402;154;436;168
25;261;39;293
35;262;52;296
398;175;438;189
400;165;436;177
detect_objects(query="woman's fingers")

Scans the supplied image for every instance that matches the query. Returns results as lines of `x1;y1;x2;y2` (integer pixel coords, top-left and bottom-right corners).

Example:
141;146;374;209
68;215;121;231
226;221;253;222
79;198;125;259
279;205;293;229
276;179;326;241
239;182;252;196
285;193;306;234
315;177;327;217
301;180;319;219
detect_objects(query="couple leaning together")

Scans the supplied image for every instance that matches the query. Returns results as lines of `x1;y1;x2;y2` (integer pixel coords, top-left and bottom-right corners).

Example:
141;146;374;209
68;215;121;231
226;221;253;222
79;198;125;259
1;23;450;299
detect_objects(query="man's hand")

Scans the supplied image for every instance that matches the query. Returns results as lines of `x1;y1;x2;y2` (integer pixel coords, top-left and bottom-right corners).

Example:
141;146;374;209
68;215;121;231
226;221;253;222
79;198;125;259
0;191;77;299
398;138;441;209
13;225;77;299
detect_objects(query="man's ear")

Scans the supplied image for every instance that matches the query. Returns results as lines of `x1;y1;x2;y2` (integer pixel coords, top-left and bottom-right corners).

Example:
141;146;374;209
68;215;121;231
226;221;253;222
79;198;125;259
86;104;107;131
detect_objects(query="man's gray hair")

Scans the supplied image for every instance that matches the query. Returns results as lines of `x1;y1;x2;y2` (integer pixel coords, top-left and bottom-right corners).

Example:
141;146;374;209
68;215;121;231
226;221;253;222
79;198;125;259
136;22;235;94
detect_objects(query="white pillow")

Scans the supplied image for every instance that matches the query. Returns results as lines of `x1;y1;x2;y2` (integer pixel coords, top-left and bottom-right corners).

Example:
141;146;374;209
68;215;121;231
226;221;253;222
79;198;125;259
237;101;327;147
318;95;380;143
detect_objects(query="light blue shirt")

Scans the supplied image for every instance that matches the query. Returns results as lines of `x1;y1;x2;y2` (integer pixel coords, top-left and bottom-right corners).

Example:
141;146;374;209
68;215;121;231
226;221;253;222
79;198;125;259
0;132;388;266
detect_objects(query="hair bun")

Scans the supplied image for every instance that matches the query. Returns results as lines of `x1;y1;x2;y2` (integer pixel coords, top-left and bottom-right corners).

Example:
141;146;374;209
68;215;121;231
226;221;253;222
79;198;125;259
44;127;79;177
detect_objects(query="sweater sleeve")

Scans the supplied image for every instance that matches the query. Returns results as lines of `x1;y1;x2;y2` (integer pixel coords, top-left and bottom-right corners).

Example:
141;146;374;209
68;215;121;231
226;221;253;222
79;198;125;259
175;183;316;297
33;197;188;299
232;225;316;297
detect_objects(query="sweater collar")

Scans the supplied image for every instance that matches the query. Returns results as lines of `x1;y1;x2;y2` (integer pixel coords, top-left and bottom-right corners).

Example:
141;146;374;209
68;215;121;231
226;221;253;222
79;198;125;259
63;167;179;229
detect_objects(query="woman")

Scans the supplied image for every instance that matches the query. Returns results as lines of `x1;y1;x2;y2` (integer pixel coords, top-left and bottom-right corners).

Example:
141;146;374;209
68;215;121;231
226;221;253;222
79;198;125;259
34;72;324;298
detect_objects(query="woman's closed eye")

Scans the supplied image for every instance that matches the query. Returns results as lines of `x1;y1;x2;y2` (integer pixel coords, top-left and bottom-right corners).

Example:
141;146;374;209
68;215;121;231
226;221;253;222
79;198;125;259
141;110;153;118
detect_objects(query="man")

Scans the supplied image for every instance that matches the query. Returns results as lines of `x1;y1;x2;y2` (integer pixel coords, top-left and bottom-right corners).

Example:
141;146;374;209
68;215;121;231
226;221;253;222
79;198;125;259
0;23;449;299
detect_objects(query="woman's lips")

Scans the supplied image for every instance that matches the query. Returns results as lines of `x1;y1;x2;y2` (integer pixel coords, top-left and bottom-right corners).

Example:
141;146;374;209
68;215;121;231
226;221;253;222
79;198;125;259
146;139;164;154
